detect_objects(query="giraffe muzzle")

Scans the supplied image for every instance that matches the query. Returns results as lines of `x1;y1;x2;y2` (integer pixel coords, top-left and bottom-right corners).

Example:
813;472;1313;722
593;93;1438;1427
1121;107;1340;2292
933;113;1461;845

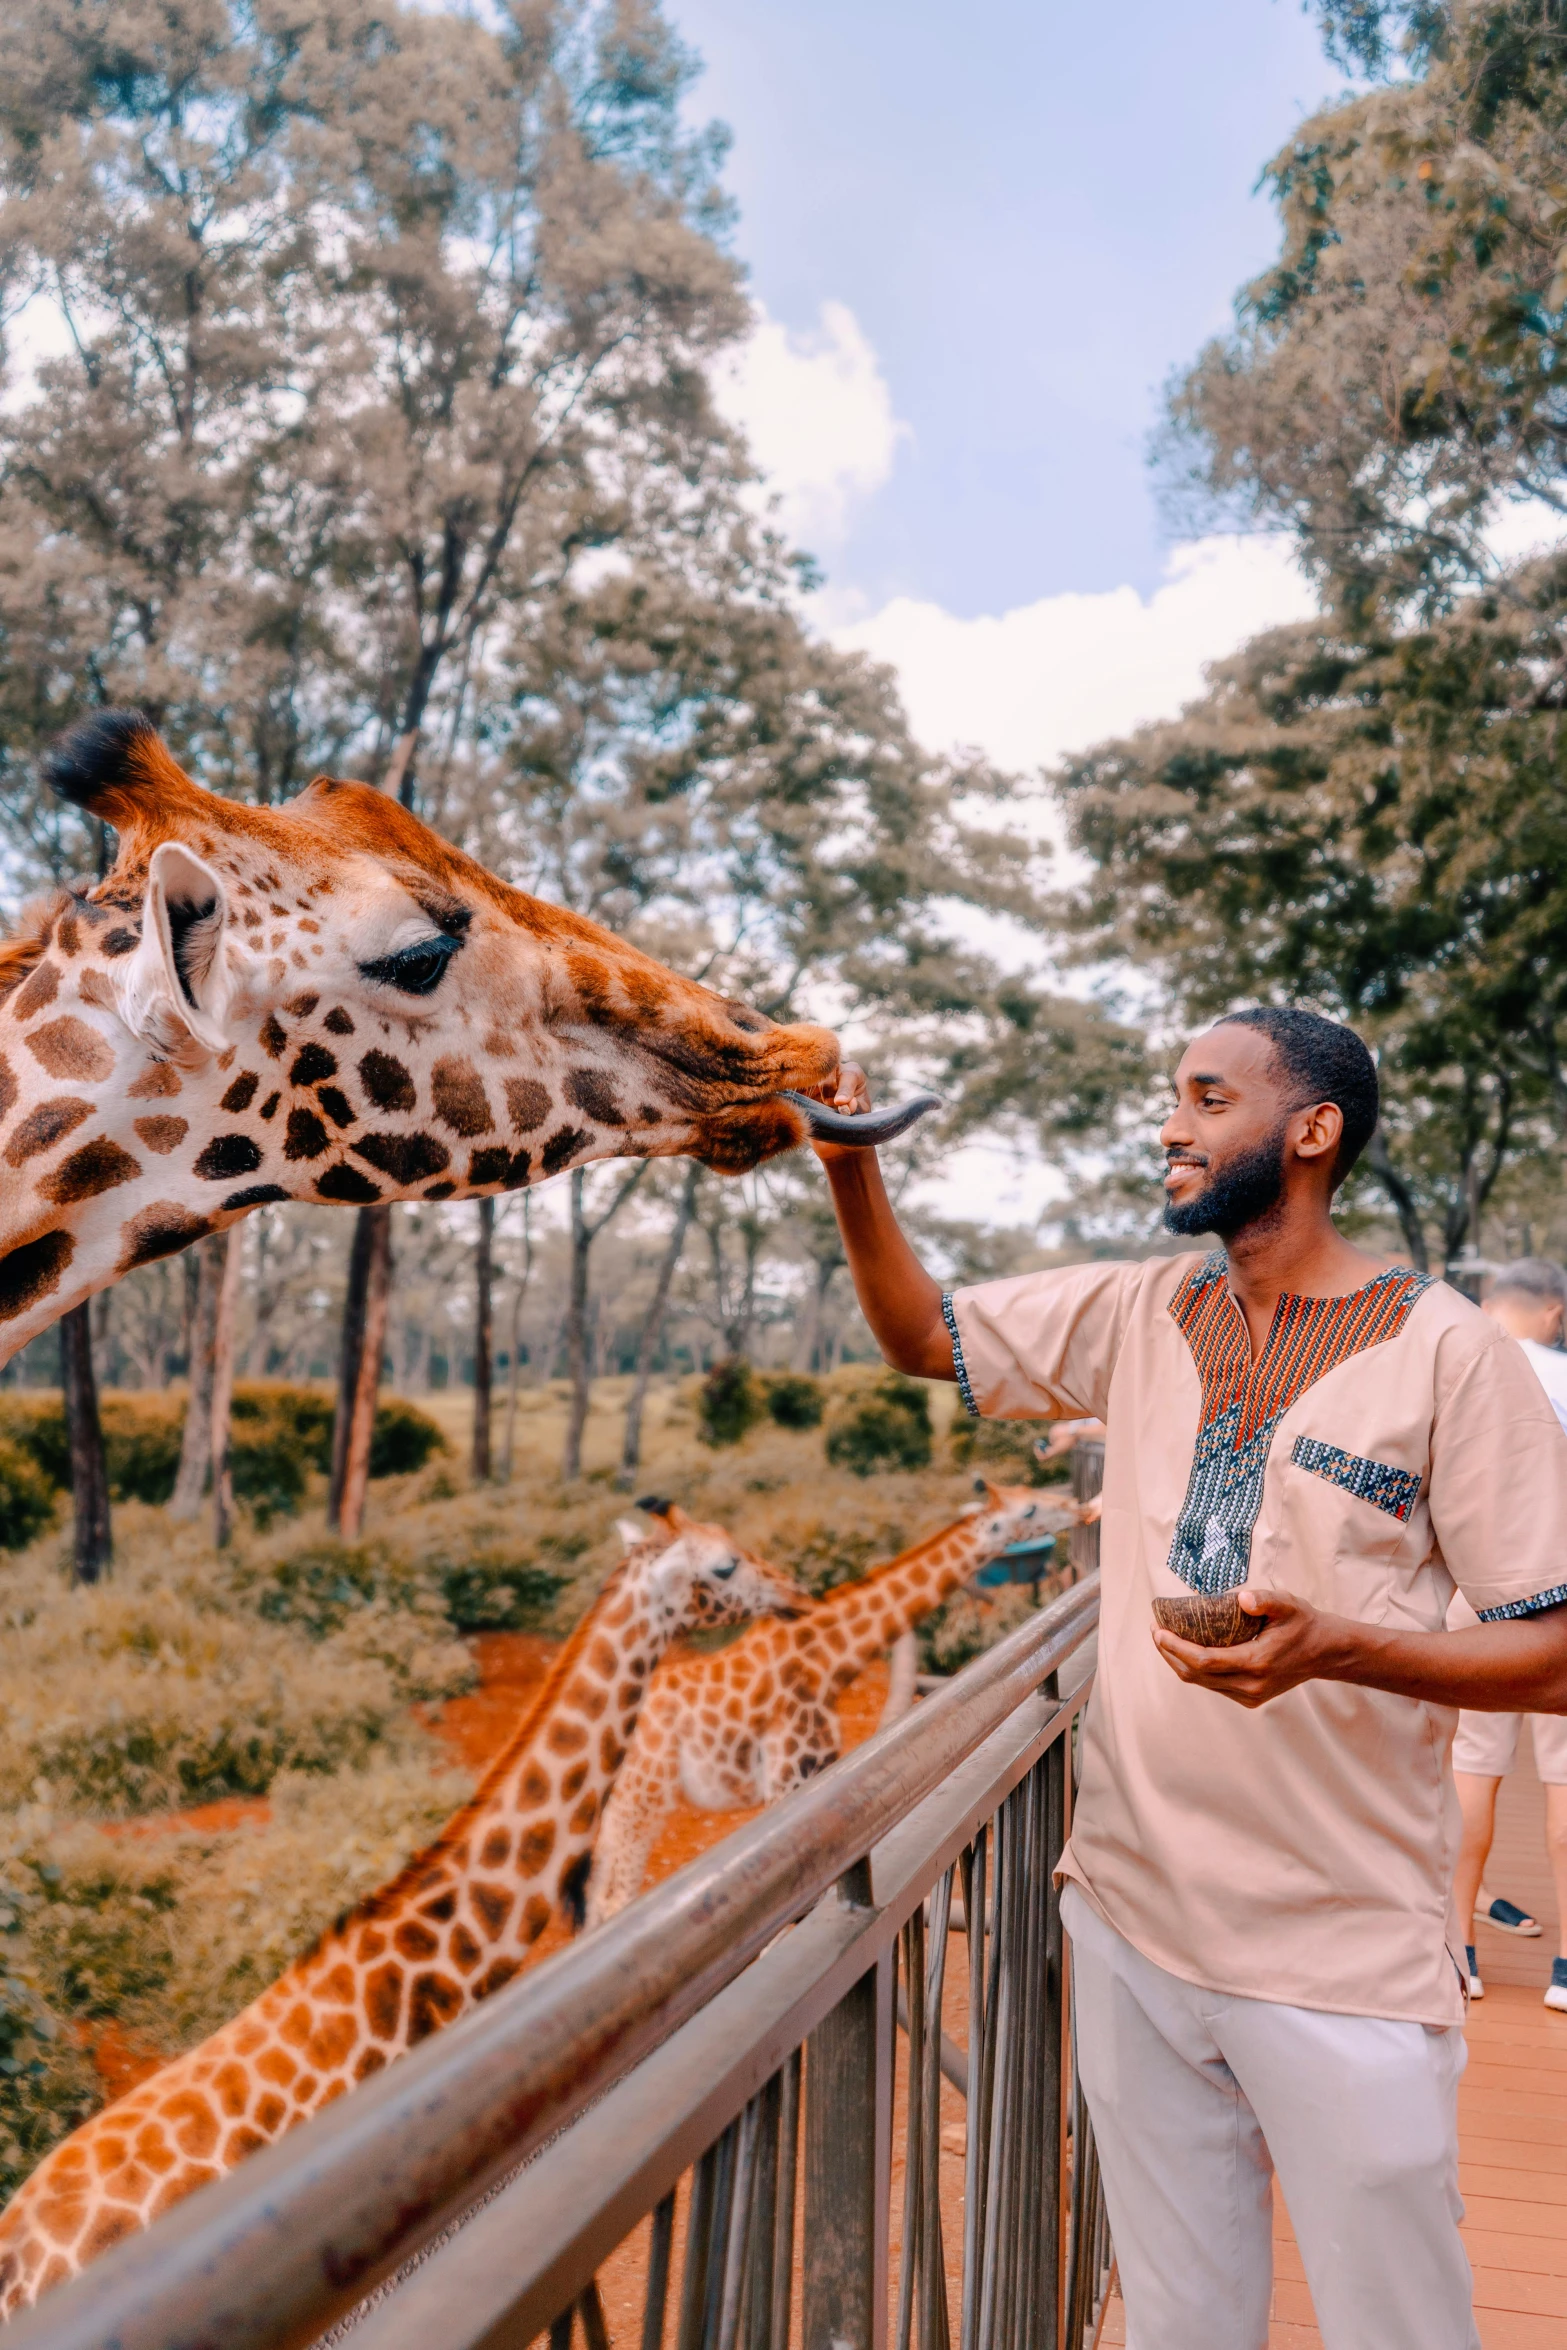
779;1090;942;1147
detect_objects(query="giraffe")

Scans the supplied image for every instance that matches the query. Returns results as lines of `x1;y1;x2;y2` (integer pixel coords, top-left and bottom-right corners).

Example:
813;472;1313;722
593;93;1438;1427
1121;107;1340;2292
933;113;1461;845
0;1503;801;2315
585;1482;1080;1925
0;709;928;1367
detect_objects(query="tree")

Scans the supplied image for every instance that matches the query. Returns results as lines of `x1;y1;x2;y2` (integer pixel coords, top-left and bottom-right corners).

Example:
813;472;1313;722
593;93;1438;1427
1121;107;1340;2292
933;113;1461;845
618;1162;700;1486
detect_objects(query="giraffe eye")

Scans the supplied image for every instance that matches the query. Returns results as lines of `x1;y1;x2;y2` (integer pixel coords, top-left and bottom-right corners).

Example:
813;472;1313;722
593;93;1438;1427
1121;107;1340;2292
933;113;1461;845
359;935;461;996
712;1558;738;1581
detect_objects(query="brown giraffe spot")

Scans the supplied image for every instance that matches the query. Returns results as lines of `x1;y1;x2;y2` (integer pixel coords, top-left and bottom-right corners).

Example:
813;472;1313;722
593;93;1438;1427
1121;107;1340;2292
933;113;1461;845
431;1057;493;1136
547;1717;587;1755
541;1125;589;1177
424;1178;456;1200
479;1828;511;1868
481;1028;517;1058
12;960;60;1018
0;1229;73;1320
354;2046;387;2082
522;1895;553;1940
575;1682;607;1723
408;1972;463;2043
259;1090;280;1118
224;1182;291;1208
518;1761;550;1806
319;1962;357;2004
306;2013;357;2070
420;1888;457;1922
103;927;139;956
569;1791;599;1834
588;1637;618;1679
285;992;319;1018
479;1954;521;1998
56;911;79;956
214;2062;251;2116
256;2094;288;2133
318;1085;355;1128
365;1964;402;2041
324;1006;354;1035
284;1107;327;1160
356;1926;388;1961
224;2125;268;2162
353;1130;449;1183
128;1060;181;1098
80;2208;138;2262
163;2092;220;2159
559;1762;588;1801
299;916;320;934
564;1067;625;1126
0;1055;14;1122
243;906;264;930
25;1015;113;1081
221;1071;260;1113
504;1077;551;1133
134;2122;177;2174
290;1043;337;1086
358;1050;416;1112
467;1143;531;1188
600;1729;625;1773
4;1097;93;1165
393;1919;440;1961
257;2046;298;2086
259;1013;287;1057
317;1164;381;1203
280;2004;314;2051
451;1925;482;1972
193;1134;263;1181
471;1884;513;1940
516;1821;556;1875
134;1114;188;1154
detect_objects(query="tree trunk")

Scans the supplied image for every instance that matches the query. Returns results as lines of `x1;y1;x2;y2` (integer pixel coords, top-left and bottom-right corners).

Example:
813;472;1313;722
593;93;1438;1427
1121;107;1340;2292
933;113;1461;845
329;1207;377;1527
562;1161;651;1481
336;1207;393;1541
170;1234;225;1519
60;1302;111;1584
1364;1127;1428;1272
619;1164;700;1489
472;1197;495;1481
502;1194;535;1482
210;1229;241;1548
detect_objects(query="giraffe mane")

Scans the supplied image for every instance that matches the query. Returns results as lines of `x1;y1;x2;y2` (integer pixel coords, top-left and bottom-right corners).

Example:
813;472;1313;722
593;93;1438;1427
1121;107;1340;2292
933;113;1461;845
0;894;68;1004
316;1562;635;1944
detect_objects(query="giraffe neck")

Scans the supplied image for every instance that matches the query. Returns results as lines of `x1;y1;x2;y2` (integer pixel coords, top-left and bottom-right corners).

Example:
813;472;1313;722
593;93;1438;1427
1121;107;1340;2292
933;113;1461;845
808;1519;996;1698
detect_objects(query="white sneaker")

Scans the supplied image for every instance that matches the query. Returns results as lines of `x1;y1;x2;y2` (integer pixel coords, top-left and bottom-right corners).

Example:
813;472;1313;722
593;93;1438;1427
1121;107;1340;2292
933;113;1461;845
1546;1959;1567;2013
1467;1944;1485;2000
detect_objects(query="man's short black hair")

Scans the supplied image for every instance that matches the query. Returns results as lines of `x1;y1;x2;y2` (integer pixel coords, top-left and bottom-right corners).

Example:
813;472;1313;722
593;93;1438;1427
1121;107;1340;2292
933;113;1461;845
1214;1006;1379;1187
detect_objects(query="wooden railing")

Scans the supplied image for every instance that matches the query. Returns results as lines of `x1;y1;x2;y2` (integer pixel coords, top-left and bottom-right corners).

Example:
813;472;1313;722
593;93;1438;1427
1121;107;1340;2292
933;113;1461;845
10;1576;1107;2350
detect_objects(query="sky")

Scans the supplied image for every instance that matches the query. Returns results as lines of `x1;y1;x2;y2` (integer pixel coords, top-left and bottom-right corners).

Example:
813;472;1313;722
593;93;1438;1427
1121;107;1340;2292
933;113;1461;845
680;0;1340;783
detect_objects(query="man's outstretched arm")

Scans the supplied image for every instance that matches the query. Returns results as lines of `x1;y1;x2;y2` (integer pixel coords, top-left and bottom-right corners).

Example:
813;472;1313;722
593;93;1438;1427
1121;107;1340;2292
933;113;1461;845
813;1066;955;1381
1156;1592;1567;1714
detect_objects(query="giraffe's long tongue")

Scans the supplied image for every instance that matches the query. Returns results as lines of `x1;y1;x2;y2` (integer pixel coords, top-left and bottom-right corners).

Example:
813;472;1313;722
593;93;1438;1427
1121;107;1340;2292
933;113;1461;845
779;1089;942;1146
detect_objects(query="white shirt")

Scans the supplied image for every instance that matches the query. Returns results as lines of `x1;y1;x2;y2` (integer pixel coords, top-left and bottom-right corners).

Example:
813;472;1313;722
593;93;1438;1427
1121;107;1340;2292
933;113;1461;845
1519;1337;1567;1435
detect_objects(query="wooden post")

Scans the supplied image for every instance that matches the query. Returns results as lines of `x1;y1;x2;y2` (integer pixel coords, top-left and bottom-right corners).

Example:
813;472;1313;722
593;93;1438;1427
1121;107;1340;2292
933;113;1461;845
60;1301;111;1583
803;1892;892;2350
472;1197;494;1482
335;1206;392;1540
210;1228;241;1547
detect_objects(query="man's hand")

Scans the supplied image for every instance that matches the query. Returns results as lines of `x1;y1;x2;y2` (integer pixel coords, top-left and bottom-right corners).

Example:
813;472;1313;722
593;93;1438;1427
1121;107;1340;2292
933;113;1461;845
1152;1589;1337;1709
808;1061;874;1167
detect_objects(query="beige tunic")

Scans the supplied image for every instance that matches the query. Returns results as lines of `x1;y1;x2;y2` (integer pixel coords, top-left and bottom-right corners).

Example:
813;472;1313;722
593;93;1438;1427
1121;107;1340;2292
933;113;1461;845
950;1253;1567;2025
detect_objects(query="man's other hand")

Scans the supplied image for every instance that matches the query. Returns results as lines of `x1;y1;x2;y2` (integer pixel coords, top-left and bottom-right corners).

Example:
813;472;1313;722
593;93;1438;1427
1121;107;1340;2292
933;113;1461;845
1152;1588;1332;1709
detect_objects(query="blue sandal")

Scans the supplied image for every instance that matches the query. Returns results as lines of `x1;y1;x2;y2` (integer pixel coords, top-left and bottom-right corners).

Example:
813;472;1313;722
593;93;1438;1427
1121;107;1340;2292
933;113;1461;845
1478;1893;1542;1938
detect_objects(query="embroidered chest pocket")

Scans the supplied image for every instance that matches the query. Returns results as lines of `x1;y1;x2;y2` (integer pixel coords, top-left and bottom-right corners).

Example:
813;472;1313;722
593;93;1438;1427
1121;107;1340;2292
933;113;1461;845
1290;1437;1422;1522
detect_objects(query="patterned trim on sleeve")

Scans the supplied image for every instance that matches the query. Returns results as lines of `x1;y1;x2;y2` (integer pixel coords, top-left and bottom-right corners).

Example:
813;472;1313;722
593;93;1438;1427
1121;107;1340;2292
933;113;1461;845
1476;1584;1567;1623
1290;1437;1423;1523
942;1292;979;1417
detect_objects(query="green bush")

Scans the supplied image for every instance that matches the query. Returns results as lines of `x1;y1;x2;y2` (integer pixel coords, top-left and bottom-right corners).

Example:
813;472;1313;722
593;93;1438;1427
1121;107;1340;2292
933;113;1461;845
761;1372;825;1430
949;1416;1069;1487
0;1856;100;2200
250;1534;569;1640
0;1439;56;1552
825;1375;933;1477
368;1395;447;1480
423;1548;570;1634
0;1395;184;1506
698;1360;764;1448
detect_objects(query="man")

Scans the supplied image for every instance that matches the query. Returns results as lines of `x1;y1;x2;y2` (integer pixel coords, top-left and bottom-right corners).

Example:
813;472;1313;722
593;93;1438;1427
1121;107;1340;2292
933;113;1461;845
1449;1258;1567;2009
812;1007;1567;2350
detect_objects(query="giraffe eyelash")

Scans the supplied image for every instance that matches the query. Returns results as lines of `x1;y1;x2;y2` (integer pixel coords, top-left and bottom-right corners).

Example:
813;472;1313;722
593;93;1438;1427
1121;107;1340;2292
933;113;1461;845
357;934;463;997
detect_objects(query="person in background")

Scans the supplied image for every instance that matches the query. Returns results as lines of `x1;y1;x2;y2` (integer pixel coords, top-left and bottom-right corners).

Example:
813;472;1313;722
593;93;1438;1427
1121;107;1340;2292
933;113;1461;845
1450;1258;1567;2009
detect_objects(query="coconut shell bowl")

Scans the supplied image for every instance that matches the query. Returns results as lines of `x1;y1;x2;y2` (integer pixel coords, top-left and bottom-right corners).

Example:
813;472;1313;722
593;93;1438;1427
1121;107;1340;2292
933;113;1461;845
1151;1592;1267;1648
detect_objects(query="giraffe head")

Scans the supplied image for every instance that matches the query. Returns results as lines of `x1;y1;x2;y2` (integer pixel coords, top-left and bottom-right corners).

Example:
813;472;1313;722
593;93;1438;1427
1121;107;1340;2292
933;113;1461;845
963;1480;1047;1567
621;1498;804;1631
0;713;848;1362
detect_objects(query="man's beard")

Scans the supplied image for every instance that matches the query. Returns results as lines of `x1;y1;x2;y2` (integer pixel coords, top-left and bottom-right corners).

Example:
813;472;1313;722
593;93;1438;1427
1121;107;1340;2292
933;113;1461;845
1163;1123;1288;1242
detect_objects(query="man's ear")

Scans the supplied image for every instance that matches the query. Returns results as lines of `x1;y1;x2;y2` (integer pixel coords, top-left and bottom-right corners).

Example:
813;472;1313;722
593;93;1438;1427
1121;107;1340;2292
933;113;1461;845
120;843;238;1056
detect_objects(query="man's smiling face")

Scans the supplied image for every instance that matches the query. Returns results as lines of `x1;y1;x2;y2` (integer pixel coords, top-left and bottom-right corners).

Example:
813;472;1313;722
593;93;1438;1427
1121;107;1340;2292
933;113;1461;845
1159;1024;1298;1242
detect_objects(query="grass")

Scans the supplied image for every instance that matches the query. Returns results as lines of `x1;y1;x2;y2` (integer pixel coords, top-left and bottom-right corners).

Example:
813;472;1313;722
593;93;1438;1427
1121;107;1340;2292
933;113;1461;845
0;1368;1061;2196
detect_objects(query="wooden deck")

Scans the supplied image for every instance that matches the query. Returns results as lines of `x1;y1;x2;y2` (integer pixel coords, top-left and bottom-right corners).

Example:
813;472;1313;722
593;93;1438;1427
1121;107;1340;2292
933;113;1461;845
1099;1737;1567;2346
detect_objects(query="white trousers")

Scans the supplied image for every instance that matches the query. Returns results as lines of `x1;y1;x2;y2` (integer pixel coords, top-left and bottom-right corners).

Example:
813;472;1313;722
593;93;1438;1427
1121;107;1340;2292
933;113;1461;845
1062;1884;1481;2350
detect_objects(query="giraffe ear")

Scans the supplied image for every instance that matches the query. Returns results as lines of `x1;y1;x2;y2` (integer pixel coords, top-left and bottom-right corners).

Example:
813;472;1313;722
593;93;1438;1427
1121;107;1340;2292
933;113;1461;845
120;843;242;1057
615;1518;646;1552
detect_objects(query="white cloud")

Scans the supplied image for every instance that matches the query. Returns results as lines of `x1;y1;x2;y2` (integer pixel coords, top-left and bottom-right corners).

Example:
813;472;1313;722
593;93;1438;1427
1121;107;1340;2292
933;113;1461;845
831;533;1318;777
713;299;907;547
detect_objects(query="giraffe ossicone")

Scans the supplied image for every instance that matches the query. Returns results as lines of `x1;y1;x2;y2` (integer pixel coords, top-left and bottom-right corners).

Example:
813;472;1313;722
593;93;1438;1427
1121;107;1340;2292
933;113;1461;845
0;711;849;1366
0;1503;802;2317
585;1481;1081;1926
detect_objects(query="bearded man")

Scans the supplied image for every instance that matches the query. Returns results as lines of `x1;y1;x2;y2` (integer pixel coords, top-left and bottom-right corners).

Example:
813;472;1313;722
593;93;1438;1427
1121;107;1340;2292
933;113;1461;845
815;1006;1567;2350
